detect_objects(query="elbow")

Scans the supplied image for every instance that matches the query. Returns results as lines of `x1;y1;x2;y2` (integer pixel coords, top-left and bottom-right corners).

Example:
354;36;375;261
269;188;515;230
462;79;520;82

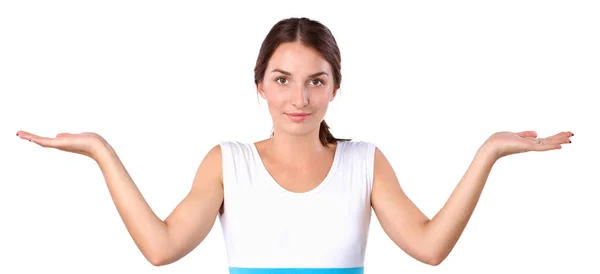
426;256;444;266
424;251;447;266
149;256;166;267
145;250;173;267
148;254;169;267
142;235;174;266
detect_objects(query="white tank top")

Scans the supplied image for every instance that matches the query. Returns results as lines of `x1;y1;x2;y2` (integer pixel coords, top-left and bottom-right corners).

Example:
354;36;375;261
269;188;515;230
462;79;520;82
218;140;376;274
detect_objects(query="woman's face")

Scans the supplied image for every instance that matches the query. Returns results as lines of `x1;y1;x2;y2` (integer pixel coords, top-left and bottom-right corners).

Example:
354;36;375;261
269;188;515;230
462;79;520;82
258;42;337;137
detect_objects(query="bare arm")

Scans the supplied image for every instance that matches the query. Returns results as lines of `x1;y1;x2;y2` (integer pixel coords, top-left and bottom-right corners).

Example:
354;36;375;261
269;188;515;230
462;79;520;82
371;131;572;266
372;146;495;266
93;142;224;266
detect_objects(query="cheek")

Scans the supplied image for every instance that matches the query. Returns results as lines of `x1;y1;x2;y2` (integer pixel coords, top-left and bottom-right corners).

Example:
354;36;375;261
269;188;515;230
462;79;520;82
311;90;333;106
264;91;285;104
263;93;286;113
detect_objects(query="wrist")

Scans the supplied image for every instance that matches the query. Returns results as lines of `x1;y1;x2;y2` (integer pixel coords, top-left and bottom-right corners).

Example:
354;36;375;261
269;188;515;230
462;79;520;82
91;139;115;163
476;141;500;163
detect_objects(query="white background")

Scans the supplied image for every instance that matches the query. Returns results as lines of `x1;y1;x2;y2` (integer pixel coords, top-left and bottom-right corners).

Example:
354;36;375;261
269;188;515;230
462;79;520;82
1;0;599;273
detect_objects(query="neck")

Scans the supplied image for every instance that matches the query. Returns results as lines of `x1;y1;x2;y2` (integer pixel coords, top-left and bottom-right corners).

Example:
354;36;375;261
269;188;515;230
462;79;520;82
267;128;332;166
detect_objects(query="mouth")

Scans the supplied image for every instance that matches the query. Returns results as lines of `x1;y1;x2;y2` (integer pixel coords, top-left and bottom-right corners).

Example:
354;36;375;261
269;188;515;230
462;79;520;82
285;112;311;122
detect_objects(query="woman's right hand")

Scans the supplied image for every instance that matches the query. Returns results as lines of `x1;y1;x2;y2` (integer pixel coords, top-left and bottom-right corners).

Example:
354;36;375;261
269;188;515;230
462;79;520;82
16;129;225;266
16;130;108;160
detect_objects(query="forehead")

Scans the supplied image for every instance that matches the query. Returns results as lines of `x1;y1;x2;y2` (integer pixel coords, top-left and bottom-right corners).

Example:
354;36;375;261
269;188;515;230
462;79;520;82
267;42;331;75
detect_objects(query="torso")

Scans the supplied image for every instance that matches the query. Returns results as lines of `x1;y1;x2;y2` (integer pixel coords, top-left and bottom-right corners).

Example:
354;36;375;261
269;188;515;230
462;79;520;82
253;140;338;193
218;139;376;272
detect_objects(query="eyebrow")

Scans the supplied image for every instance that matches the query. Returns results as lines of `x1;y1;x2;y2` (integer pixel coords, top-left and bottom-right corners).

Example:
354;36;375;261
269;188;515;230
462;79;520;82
271;68;328;78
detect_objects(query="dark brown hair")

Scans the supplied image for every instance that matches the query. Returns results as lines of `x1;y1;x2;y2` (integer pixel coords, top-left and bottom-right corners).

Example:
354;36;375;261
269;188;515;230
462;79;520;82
254;17;351;146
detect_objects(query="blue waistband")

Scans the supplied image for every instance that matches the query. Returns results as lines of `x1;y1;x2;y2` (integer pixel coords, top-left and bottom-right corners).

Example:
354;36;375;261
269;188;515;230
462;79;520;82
229;267;364;274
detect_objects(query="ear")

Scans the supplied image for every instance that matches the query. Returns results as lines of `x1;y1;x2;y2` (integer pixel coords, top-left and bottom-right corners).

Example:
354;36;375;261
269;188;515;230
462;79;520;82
257;82;267;99
330;85;339;102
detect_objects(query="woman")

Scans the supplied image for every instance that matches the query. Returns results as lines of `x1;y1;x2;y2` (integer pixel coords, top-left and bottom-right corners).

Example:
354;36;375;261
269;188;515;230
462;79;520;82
16;17;573;273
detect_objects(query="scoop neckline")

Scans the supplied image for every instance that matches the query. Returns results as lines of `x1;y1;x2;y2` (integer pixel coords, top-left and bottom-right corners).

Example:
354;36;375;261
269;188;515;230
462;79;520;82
250;141;343;196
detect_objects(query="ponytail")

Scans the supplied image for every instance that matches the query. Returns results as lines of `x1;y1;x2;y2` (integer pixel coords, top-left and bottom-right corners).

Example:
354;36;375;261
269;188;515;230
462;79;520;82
319;119;351;146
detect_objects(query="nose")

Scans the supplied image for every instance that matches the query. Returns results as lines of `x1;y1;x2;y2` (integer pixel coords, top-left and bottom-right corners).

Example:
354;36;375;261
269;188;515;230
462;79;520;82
290;84;309;107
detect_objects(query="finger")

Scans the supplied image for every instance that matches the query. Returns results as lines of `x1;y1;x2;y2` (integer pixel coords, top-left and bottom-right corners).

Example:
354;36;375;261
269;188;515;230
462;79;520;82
517;130;537;138
16;131;40;142
543;131;574;144
531;138;562;151
17;131;61;148
532;141;562;151
16;130;33;138
546;131;570;139
560;131;575;142
29;135;62;148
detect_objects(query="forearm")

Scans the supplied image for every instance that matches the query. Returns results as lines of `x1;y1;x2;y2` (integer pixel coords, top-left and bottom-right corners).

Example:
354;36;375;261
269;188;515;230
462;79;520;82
94;142;171;263
423;144;498;263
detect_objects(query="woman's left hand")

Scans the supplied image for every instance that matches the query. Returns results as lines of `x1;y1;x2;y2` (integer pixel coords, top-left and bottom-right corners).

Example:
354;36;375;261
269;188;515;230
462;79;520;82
484;130;574;159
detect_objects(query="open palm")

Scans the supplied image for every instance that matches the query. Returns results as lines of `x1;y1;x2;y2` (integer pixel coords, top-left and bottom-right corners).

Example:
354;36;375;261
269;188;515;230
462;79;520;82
16;130;107;159
487;130;573;158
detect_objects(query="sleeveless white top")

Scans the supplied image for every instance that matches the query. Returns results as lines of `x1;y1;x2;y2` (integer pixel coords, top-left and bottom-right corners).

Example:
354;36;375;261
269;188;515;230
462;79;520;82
218;140;376;274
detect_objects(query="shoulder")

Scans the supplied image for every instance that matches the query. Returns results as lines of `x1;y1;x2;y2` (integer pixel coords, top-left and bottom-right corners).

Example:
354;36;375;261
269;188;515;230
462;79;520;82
196;143;224;177
369;144;399;190
218;140;256;159
334;140;379;166
338;139;377;154
192;140;256;186
337;140;379;175
196;140;256;177
188;143;225;190
339;140;393;178
341;140;388;162
206;143;223;158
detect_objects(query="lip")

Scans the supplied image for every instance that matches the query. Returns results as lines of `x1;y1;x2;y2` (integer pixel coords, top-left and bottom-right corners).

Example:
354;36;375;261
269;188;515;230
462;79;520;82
285;112;311;122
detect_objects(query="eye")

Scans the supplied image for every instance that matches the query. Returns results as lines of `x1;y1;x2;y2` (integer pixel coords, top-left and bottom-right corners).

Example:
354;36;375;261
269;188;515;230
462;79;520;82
309;79;324;86
276;77;288;85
